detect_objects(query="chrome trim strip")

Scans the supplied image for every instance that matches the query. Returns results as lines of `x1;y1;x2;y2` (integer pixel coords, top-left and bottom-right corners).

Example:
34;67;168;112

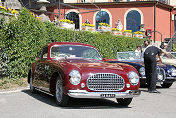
35;87;54;96
140;77;146;79
68;90;141;98
165;77;176;80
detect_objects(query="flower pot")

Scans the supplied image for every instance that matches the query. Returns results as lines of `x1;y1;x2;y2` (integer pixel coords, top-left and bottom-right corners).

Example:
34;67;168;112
88;27;95;31
98;26;110;32
112;31;122;36
123;32;132;37
82;26;95;31
82;26;89;31
133;34;143;38
60;22;75;30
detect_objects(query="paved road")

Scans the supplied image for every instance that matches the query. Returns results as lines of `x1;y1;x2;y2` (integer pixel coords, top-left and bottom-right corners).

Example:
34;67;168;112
1;83;176;118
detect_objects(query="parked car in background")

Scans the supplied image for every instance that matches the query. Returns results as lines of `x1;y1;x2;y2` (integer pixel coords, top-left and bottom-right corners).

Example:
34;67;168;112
106;52;176;88
28;42;141;107
162;52;176;67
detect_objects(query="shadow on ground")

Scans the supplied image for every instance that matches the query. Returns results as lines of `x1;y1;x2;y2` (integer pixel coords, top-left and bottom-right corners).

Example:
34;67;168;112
139;84;167;93
22;89;131;109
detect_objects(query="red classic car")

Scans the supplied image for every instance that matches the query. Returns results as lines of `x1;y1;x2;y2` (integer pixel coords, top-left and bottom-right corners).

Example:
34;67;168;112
28;42;140;107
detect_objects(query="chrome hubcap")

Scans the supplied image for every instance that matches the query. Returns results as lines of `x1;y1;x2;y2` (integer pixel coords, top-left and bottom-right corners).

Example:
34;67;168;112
56;80;62;102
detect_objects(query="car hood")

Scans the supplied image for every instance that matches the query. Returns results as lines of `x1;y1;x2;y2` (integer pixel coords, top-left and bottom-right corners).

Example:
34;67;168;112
122;60;169;68
60;58;133;73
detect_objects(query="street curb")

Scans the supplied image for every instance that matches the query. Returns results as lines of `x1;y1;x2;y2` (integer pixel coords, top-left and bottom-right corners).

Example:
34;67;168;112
0;87;29;94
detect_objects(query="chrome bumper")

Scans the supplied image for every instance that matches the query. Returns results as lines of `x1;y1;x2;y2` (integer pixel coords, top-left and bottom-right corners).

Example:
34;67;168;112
68;90;141;98
166;77;176;80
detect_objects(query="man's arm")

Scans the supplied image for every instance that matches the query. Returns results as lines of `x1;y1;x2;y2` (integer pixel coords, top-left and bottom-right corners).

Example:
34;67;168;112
158;55;163;63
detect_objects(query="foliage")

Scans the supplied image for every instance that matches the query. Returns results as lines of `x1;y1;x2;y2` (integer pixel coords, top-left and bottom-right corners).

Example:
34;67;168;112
172;43;176;52
0;8;146;79
0;77;27;89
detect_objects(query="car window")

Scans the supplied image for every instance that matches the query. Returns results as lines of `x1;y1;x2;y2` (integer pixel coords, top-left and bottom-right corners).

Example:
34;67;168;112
82;48;100;60
40;47;48;60
50;45;102;60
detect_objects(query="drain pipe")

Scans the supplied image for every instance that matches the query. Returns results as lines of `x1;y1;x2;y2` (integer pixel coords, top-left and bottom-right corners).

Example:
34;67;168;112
154;1;158;43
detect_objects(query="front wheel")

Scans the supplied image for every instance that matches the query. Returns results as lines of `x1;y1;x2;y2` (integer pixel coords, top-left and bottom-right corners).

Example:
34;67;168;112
116;98;133;106
161;83;173;88
55;77;69;107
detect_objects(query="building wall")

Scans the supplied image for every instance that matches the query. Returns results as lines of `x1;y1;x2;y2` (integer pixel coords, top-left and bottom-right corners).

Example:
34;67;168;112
155;5;171;42
48;2;172;42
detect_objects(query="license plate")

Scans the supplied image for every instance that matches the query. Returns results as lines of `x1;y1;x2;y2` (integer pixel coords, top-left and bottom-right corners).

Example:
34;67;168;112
100;94;115;98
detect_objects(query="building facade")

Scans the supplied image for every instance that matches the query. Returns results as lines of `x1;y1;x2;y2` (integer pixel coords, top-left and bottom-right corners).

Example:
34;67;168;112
1;0;176;42
45;0;175;42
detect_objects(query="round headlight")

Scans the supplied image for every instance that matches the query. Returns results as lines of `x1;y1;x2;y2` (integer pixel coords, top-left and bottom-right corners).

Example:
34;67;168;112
69;70;81;85
139;67;145;76
128;71;139;85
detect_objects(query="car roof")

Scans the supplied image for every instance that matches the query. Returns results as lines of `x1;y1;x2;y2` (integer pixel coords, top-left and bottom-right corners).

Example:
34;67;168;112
48;42;95;48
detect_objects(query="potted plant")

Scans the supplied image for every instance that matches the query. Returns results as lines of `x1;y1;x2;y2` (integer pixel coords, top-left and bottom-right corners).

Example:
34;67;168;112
98;23;111;32
123;30;132;37
59;19;75;30
133;31;144;38
81;23;95;31
111;28;122;36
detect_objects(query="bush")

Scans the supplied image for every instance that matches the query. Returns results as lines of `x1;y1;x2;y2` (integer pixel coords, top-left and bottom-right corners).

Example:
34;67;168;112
172;43;176;52
0;8;146;79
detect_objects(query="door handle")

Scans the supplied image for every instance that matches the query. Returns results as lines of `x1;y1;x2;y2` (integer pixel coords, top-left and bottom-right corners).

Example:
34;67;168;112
45;65;49;70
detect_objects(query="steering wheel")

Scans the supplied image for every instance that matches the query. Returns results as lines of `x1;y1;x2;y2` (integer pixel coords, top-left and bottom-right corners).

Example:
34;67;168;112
57;54;68;58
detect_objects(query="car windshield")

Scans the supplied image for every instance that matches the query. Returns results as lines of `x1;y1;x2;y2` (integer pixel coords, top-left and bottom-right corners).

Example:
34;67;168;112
50;45;102;60
162;52;176;59
117;52;143;61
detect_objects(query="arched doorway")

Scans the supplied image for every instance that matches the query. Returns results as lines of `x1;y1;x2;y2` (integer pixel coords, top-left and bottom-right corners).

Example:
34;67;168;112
95;11;110;29
126;10;141;32
66;12;79;29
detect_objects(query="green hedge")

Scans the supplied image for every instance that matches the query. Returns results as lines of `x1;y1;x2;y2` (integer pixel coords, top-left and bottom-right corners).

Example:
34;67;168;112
172;44;176;52
0;8;146;78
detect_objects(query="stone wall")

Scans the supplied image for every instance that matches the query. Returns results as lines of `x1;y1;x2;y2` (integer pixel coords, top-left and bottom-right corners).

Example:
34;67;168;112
0;0;22;9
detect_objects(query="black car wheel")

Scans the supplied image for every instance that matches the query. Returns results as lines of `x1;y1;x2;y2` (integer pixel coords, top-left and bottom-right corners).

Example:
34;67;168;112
161;83;173;88
55;76;69;107
116;98;133;106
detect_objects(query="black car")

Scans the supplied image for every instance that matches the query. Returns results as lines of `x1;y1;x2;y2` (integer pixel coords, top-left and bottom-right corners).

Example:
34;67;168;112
106;52;176;88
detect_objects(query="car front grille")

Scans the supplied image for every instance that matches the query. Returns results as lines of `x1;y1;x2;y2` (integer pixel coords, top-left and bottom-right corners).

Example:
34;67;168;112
157;68;166;82
87;73;125;91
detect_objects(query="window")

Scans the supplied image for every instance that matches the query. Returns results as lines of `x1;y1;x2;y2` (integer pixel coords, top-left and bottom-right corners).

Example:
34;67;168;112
50;45;102;60
39;47;48;60
126;10;141;32
95;11;110;29
66;12;79;29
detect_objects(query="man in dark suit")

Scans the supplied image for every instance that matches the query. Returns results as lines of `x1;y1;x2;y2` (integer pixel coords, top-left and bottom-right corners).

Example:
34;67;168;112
144;45;163;93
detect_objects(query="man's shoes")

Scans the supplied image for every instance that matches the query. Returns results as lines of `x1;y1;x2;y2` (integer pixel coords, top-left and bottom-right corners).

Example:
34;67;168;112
148;90;161;94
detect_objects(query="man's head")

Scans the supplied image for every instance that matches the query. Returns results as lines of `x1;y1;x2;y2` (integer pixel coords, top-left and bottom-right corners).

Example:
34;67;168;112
136;46;141;50
163;43;167;49
144;40;150;47
160;42;167;49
